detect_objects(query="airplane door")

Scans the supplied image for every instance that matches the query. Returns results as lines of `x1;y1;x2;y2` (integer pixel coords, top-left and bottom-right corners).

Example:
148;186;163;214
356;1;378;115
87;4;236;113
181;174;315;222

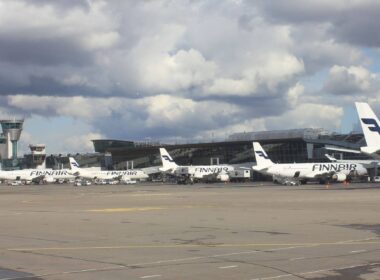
293;171;300;178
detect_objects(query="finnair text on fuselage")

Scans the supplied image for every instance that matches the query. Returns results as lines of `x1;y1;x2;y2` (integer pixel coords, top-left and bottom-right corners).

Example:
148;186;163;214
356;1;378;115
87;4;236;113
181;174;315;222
106;171;139;176
30;170;70;176
194;167;230;173
311;163;357;172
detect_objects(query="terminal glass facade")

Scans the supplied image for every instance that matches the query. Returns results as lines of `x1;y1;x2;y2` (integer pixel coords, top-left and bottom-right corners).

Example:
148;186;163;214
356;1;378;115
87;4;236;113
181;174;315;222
103;129;369;170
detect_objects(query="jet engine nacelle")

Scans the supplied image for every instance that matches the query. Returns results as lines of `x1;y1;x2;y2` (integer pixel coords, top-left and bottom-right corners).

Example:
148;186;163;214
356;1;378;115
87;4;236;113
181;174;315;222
121;175;132;183
332;173;346;182
217;173;229;182
44;176;55;183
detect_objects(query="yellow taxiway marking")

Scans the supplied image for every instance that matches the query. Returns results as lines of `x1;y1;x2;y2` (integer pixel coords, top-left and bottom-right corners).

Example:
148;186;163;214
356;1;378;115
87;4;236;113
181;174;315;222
7;239;380;252
130;193;174;197
87;207;167;213
86;205;214;213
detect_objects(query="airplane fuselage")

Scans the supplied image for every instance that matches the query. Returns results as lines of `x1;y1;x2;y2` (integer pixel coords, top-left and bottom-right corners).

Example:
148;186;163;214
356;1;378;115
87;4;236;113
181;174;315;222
77;169;148;180
0;169;74;181
175;165;234;178
258;162;367;179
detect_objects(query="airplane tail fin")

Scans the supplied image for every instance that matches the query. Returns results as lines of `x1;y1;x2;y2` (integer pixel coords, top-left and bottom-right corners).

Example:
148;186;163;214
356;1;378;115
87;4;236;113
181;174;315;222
69;157;80;170
252;142;274;170
355;102;380;148
159;148;178;171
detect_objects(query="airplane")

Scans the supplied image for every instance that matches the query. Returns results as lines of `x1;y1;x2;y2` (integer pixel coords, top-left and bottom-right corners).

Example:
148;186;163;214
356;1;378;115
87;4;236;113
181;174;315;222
252;142;368;184
69;157;148;183
159;148;234;182
355;102;380;159
323;102;380;159
0;168;75;184
325;154;380;166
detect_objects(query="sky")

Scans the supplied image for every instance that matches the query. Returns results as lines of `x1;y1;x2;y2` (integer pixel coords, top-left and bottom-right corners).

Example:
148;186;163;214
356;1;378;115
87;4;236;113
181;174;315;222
1;0;380;154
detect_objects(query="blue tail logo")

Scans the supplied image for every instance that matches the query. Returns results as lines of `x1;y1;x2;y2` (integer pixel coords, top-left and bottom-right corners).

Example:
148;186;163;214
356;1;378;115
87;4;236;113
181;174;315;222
71;162;79;168
361;118;380;134
255;151;269;159
162;155;175;162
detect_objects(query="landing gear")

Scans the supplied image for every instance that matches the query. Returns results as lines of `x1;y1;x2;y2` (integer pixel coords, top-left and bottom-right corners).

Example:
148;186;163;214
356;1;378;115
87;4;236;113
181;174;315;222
177;175;194;185
319;179;328;185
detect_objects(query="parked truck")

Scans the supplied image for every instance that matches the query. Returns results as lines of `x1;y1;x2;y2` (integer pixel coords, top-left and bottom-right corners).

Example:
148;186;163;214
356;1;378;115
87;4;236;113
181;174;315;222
228;170;251;182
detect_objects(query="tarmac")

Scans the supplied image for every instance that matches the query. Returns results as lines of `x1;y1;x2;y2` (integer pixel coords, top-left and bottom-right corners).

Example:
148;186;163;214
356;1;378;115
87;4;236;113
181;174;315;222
1;182;380;279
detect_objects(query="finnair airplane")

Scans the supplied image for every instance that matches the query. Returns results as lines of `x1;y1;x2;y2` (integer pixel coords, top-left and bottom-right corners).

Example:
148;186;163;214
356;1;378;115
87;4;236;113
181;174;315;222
69;158;148;182
252;142;367;184
159;148;233;181
325;154;380;167
355;102;380;160
0;168;75;184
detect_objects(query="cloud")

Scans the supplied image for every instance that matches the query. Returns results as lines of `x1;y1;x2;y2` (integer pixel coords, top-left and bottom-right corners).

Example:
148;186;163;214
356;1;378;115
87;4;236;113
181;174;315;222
129;47;217;94
0;0;379;152
286;82;304;107
64;132;104;153
324;65;376;95
257;0;380;48
267;103;344;131
7;95;120;119
205;53;304;97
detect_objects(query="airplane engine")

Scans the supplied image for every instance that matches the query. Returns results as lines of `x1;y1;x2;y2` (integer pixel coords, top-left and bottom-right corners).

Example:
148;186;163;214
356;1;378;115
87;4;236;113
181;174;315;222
121;176;137;184
121;175;130;183
217;173;229;182
44;176;55;183
332;173;346;182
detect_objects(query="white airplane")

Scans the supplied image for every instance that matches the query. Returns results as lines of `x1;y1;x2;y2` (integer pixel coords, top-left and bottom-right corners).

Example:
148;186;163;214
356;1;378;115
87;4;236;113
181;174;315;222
159;148;233;181
325;154;380;166
355;102;380;159
0;168;75;184
69;157;148;183
252;142;367;184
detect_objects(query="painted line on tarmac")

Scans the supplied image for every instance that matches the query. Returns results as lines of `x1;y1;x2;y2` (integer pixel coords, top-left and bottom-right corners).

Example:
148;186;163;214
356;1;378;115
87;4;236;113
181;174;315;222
140;275;161;279
249;262;380;280
3;248;379;280
131;193;174;197
289;257;305;261
350;249;367;253
87;207;167;212
7;237;379;252
0;250;264;279
86;205;214;212
0;265;126;280
219;265;238;269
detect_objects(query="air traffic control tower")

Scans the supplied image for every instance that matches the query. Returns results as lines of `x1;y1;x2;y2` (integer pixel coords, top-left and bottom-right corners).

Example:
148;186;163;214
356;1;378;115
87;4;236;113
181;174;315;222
0;119;24;159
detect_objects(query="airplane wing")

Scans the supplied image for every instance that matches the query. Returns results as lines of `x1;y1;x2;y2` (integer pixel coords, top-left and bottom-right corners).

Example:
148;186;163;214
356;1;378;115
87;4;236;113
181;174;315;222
141;166;162;175
272;175;302;185
324;145;361;154
309;171;349;183
325;154;337;162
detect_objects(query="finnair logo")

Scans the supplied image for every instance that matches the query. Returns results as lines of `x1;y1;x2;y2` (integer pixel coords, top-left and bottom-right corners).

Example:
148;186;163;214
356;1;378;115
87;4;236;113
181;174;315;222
361;118;380;134
162;155;175;162
255;151;269;159
71;162;79;167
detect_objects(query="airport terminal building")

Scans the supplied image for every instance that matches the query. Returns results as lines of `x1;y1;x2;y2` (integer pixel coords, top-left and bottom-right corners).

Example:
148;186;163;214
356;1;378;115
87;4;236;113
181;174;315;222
2;126;375;178
91;128;370;170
